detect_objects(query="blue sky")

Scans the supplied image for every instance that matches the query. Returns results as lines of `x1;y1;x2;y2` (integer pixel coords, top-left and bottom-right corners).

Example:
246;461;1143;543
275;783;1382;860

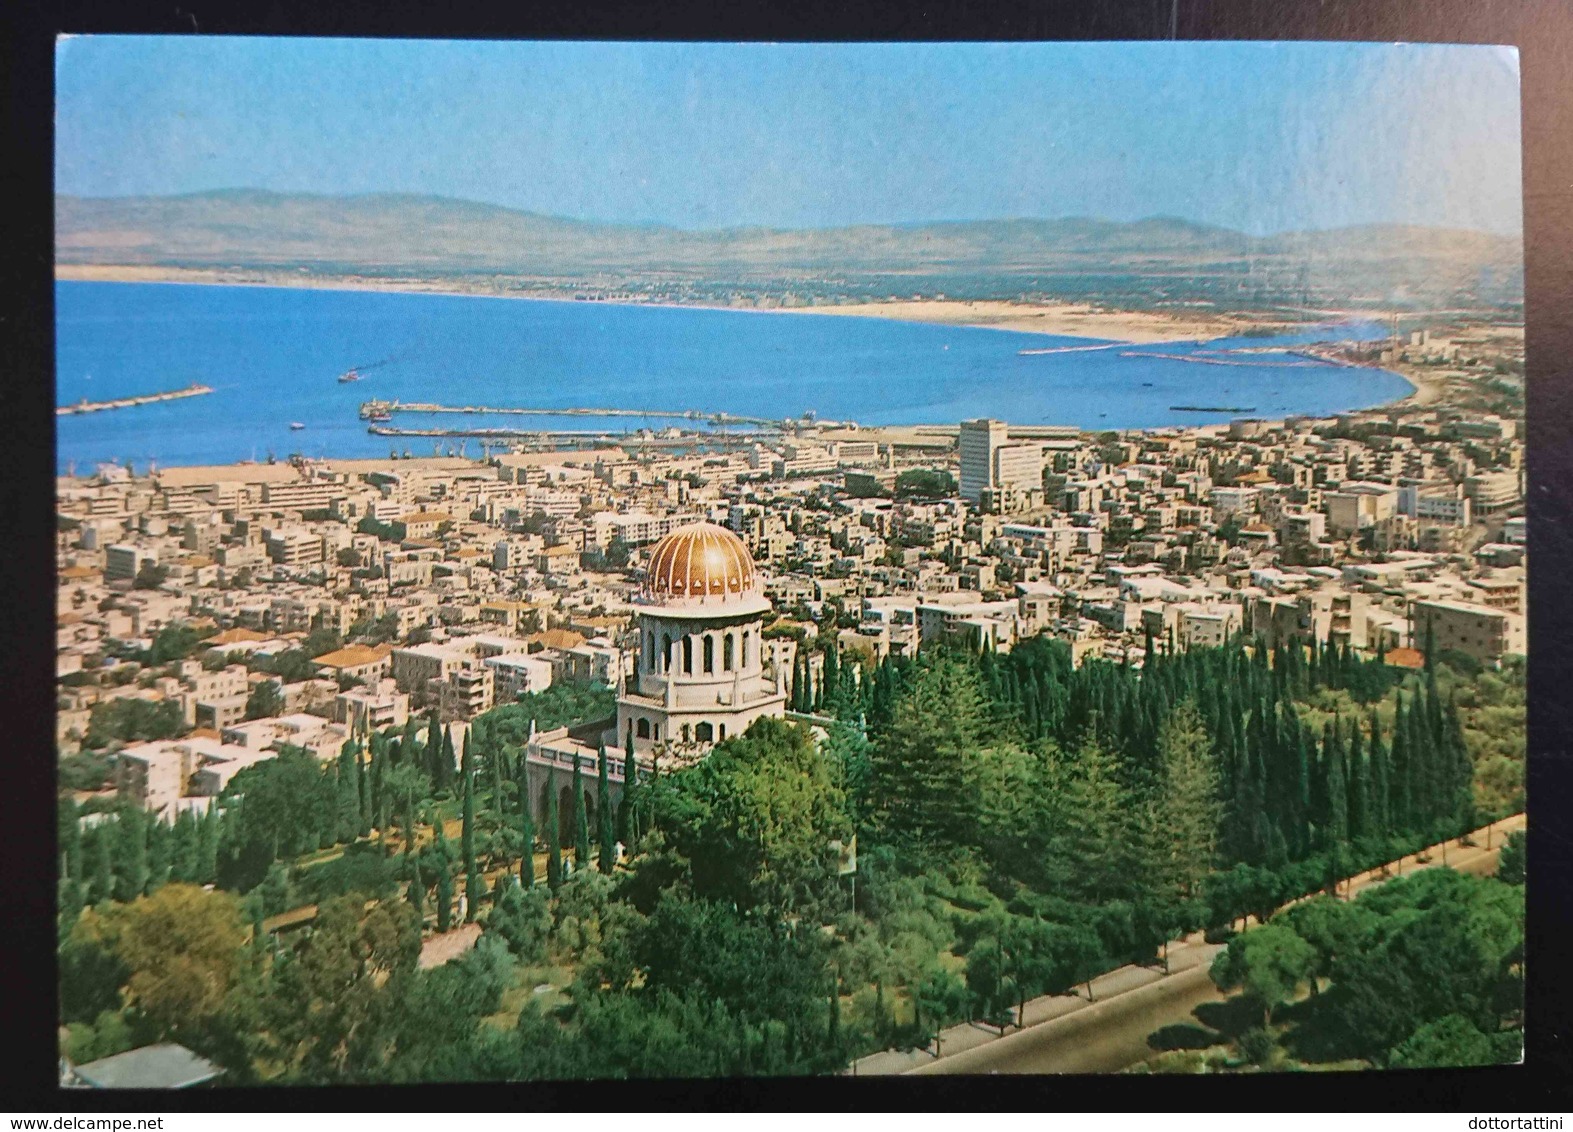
55;38;1523;236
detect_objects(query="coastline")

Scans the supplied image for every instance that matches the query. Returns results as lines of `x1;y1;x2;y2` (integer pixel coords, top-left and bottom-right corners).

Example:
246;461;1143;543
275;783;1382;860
55;264;1285;346
55;264;1439;468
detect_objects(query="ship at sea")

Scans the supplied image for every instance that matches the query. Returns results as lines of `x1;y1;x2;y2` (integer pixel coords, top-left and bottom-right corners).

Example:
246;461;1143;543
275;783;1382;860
338;368;361;383
290;422;306;430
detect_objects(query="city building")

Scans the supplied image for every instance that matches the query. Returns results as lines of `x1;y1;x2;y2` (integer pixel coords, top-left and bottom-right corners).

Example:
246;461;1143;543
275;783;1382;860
616;521;788;759
959;418;1041;512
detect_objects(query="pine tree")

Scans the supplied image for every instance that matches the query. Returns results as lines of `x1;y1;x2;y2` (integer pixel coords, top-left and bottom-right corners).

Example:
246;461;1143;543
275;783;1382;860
1058;736;1135;903
573;757;592;872
597;745;615;873
1156;702;1222;899
545;768;563;891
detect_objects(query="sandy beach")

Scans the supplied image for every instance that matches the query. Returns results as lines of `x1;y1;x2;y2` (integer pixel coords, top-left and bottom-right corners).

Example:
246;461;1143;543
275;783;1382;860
777;298;1267;345
56;264;1281;345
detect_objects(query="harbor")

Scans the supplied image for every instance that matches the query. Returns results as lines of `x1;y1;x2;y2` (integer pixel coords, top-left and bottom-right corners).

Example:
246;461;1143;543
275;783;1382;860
56;382;213;416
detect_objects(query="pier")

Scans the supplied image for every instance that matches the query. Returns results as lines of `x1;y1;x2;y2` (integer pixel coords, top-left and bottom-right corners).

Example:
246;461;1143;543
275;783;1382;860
1017;342;1125;356
1118;350;1326;368
57;383;213;416
366;424;766;450
359;399;783;429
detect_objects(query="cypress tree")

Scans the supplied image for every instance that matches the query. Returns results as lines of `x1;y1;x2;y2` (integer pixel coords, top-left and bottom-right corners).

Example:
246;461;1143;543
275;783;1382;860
1309;722;1332;839
368;729;384;814
197;805;219;885
89;824;114;905
116;808;150;902
60;798;82;882
146;816;172;894
371;736;388;832
519;767;537;889
401;716;421;767
170;809;198;883
1444;695;1476;837
488;735;505;820
355;744;371;838
573;757;592;872
618;730;638;847
1021;678;1042;741
597;745;615;873
1391;694;1412;832
1240;740;1269;864
546;768;563;891
1368;710;1391;839
1408;687;1435;829
335;754;359;845
408;858;425;923
436;862;453;932
438;724;457;792
1290;722;1313;858
828;973;842;1050
425;713;442;780
1327;726;1349;846
1347;716;1370;844
462;761;481;922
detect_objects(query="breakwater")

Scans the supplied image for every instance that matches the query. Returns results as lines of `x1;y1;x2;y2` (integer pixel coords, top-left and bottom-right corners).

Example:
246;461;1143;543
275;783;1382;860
57;383;214;416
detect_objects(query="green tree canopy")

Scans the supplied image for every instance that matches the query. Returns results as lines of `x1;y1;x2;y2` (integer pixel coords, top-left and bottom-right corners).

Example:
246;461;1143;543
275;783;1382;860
651;717;851;918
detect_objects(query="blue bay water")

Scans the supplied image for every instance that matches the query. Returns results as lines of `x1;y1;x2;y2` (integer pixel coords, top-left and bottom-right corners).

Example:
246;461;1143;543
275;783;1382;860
55;281;1411;473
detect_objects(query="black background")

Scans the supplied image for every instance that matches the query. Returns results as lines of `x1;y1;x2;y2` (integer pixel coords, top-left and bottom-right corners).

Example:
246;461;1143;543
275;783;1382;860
3;0;1570;1112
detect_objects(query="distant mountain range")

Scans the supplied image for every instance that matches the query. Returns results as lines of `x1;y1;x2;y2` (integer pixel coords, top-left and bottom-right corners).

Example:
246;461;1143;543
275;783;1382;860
55;190;1524;311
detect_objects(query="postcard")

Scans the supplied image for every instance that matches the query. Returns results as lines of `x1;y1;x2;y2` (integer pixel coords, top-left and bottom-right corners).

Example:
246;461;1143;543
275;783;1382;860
53;38;1525;1086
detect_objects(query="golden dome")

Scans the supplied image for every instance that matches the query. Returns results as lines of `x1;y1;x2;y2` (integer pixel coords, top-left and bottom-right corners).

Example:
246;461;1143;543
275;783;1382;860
643;522;758;605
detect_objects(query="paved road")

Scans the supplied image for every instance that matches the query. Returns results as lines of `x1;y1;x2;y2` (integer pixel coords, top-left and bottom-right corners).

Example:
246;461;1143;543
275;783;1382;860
873;814;1524;1077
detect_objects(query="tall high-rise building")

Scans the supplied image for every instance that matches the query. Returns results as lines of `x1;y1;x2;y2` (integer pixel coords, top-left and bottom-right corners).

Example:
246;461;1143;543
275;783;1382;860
958;418;1041;512
959;419;1009;504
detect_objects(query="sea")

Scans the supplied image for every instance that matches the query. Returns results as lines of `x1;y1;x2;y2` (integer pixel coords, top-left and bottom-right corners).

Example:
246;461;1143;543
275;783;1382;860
54;280;1412;474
